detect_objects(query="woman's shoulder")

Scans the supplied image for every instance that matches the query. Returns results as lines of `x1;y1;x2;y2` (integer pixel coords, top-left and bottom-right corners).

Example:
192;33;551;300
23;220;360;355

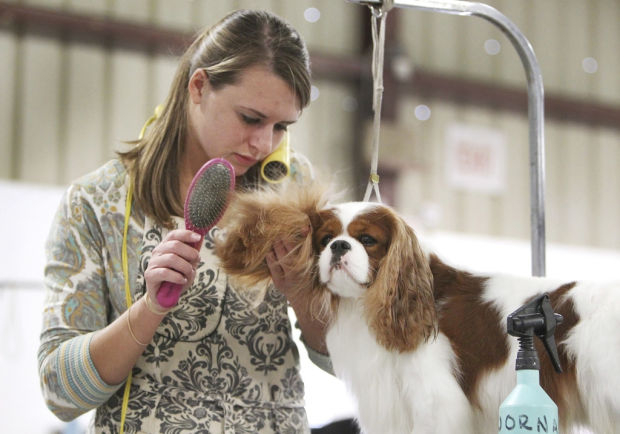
61;159;129;214
51;160;129;246
72;159;128;194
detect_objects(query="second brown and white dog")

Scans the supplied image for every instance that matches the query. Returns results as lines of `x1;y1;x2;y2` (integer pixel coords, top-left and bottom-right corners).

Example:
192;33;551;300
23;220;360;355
215;184;620;434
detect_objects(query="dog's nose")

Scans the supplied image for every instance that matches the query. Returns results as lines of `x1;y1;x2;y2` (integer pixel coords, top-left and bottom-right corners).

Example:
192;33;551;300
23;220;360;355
330;240;351;257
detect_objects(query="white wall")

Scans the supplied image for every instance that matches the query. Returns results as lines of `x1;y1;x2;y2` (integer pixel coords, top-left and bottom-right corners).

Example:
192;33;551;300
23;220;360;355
0;181;83;433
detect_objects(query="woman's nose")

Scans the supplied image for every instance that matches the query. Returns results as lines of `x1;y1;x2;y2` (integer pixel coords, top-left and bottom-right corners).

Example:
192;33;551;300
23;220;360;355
249;127;273;156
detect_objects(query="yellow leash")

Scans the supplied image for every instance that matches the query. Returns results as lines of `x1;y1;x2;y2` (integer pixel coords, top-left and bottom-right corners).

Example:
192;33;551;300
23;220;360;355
119;180;134;434
119;104;160;433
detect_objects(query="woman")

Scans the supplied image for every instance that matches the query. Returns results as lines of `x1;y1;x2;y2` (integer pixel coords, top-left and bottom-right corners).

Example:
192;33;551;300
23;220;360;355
39;10;330;433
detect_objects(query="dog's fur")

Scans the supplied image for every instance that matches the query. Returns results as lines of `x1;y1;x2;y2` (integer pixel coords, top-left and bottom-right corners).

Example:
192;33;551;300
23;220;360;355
215;183;620;434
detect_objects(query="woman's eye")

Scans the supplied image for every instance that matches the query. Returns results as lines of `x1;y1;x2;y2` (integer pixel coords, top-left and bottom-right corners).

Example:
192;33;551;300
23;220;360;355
241;114;260;125
320;234;333;247
274;123;288;132
358;234;377;246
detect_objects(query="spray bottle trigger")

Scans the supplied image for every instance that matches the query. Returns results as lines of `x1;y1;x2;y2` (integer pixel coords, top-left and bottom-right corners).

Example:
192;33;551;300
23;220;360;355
507;293;563;373
539;296;563;373
501;293;562;433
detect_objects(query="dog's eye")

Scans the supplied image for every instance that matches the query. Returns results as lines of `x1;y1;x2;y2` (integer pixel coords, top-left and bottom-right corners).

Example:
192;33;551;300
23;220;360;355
320;234;333;247
358;234;377;246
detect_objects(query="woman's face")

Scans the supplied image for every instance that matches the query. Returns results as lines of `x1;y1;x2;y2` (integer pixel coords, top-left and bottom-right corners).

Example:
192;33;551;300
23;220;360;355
186;64;301;177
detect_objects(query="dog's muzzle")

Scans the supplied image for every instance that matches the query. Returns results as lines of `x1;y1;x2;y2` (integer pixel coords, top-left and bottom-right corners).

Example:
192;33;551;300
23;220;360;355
330;240;351;266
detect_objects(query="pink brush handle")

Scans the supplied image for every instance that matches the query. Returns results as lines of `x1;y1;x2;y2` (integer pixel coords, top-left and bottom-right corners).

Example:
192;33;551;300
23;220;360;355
156;281;183;308
155;237;203;309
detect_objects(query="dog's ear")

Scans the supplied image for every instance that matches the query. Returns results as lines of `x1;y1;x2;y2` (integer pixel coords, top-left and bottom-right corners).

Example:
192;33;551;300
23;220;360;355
215;182;329;292
215;193;275;288
365;212;437;352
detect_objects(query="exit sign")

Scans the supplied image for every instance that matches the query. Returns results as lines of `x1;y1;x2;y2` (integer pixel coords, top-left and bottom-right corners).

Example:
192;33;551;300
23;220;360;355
445;123;507;194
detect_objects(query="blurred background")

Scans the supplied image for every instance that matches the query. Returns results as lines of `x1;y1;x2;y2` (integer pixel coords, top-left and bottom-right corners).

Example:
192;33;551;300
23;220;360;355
1;0;619;432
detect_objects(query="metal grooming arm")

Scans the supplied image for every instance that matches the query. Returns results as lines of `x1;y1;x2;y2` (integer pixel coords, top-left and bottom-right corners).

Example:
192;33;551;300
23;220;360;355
347;0;547;277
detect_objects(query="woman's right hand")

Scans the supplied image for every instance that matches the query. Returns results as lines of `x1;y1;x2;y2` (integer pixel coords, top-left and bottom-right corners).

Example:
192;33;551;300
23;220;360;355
89;229;202;384
144;229;202;309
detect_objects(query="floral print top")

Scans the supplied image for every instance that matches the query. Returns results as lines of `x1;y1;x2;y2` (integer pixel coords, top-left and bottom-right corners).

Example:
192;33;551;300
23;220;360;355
39;158;315;433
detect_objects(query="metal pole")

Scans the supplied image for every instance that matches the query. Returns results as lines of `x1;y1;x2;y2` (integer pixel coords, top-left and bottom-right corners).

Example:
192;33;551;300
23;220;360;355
347;0;546;276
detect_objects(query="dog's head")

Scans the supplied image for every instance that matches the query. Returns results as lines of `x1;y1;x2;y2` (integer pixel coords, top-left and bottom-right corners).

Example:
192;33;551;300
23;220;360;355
311;201;437;352
215;186;437;352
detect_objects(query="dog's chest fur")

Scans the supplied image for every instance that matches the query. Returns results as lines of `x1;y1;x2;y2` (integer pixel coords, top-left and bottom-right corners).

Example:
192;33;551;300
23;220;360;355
327;298;482;433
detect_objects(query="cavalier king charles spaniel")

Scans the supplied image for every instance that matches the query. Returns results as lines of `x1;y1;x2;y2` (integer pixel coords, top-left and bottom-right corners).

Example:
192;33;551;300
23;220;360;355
215;183;619;434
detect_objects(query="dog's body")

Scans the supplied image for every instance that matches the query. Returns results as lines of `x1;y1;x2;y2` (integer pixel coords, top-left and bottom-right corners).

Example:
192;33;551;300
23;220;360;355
215;186;620;434
327;264;617;434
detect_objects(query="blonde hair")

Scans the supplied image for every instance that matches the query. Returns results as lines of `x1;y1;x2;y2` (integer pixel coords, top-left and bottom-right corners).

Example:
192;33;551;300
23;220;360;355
118;10;312;227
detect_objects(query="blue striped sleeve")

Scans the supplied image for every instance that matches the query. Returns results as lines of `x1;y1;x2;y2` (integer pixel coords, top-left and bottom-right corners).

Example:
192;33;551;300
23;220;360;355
40;332;122;421
300;335;334;376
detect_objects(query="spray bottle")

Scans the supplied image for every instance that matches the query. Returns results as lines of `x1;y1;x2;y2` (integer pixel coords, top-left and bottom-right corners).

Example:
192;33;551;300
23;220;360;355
499;293;563;434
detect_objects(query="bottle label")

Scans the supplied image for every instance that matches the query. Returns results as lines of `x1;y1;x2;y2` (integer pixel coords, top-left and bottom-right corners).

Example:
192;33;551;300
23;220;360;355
498;411;558;433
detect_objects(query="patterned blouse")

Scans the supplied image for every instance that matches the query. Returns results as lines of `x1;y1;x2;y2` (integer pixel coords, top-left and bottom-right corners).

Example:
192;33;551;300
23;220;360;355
39;157;325;433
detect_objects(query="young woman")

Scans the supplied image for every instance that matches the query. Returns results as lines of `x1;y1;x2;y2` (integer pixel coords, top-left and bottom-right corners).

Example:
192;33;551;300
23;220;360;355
39;10;329;433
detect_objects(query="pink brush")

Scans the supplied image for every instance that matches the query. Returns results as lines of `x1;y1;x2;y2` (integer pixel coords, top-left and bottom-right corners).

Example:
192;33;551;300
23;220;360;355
156;158;235;308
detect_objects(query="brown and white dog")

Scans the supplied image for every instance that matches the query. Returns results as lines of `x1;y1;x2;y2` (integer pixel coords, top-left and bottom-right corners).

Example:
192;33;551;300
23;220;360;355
215;184;620;434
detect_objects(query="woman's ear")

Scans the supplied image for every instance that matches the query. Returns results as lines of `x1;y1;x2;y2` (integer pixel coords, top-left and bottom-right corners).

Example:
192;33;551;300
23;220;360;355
188;69;210;104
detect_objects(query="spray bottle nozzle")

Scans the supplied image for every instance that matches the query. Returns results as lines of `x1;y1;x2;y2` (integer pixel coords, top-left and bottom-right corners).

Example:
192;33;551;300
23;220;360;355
506;293;563;373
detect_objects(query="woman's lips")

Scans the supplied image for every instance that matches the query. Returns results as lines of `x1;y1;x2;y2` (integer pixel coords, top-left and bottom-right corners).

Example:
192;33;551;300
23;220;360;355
232;153;258;167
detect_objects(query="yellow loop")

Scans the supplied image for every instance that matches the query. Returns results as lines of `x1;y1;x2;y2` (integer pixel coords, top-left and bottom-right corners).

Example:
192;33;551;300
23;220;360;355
370;173;380;184
138;104;164;140
261;131;291;183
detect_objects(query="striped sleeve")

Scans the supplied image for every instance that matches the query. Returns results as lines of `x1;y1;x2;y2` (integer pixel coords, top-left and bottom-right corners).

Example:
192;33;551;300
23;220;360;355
56;333;121;407
299;334;334;376
39;332;122;421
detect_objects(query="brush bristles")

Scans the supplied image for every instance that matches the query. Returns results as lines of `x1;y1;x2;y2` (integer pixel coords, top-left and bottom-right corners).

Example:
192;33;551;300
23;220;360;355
187;163;232;230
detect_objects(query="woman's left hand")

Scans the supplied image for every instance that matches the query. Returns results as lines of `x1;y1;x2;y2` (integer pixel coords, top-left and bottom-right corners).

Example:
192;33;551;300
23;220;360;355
266;239;298;301
265;227;310;302
266;228;329;354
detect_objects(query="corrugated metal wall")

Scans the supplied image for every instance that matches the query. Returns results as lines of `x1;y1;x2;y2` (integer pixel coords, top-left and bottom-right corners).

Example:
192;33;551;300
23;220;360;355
1;0;620;252
389;0;620;250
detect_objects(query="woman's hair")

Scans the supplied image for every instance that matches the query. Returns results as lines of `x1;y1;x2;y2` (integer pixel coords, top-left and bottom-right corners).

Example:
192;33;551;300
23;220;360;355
118;9;312;227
